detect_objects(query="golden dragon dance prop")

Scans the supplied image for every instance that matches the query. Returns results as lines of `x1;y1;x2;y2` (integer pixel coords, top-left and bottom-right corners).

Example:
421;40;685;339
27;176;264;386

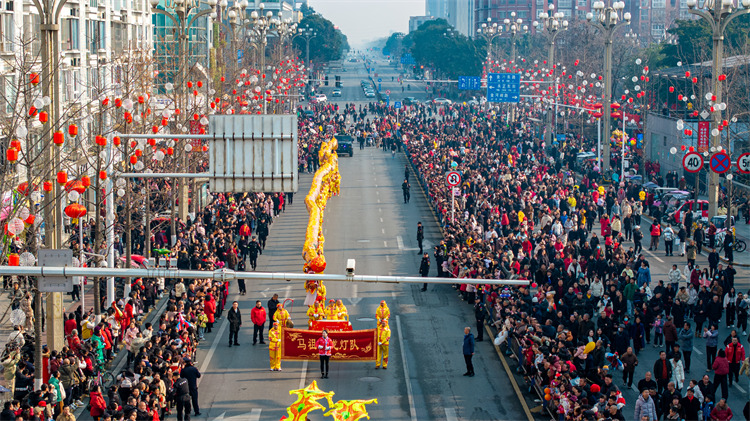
302;137;341;299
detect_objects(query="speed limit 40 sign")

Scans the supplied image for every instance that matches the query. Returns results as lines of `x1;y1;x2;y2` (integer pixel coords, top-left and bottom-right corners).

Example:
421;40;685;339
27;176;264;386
446;171;461;187
682;152;704;173
738;152;750;174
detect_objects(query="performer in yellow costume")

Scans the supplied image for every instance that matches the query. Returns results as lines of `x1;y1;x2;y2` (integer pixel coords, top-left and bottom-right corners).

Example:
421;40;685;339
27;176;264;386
334;300;349;322
325;299;338;320
376;300;390;323
307;298;326;327
274;303;291;327
269;322;282;371
375;319;391;369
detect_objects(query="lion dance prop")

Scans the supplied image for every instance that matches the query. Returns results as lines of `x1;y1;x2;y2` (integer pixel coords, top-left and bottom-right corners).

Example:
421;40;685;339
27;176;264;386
303;137;341;303
281;380;378;421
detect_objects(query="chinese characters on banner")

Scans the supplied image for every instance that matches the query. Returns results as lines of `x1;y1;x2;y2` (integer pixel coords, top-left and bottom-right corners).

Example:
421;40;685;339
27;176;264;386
189;120;203;151
310;320;352;331
697;121;709;153
281;328;377;361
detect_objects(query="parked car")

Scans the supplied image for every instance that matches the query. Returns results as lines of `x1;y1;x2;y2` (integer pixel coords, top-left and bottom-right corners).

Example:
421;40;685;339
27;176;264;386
666;199;709;224
364;91;375;98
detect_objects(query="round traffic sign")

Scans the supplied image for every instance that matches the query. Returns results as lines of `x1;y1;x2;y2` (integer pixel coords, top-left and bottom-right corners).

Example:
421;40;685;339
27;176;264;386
737;152;750;174
386;90;391;95
709;151;731;174
682;152;703;173
446;171;461;187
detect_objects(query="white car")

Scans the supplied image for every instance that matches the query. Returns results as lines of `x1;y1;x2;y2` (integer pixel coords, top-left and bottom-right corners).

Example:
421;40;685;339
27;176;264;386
312;94;327;103
433;98;452;105
364;91;375;98
332;89;342;97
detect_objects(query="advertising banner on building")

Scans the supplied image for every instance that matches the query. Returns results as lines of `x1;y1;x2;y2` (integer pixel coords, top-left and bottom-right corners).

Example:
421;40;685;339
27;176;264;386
281;328;376;361
697;121;710;152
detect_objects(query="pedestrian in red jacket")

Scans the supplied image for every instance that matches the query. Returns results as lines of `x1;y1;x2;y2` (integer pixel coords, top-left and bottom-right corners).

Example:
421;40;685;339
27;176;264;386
710;398;733;421
316;330;333;378
250;301;266;345
711;349;730;400
725;337;745;387
89;385;107;420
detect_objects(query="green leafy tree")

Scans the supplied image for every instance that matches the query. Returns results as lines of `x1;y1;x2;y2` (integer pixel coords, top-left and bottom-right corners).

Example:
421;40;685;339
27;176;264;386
407;19;483;78
293;14;349;63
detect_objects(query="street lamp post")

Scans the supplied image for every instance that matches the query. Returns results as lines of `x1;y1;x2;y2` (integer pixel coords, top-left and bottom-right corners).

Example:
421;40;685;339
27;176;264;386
587;0;631;176
150;0;217;243
686;0;750;218
477;18;502;73
504;12;528;66
533;5;568;148
294;25;317;97
249;4;276;113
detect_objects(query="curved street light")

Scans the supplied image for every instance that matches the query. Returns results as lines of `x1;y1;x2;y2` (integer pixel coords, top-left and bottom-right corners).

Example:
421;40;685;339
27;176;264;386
586;0;631;175
533;4;568;148
686;0;750;218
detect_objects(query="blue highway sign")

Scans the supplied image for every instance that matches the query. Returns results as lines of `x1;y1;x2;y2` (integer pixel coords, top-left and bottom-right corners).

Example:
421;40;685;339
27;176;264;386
487;73;520;103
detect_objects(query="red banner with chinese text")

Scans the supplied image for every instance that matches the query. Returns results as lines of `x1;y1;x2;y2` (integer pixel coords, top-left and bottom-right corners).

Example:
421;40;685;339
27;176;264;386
310;320;352;331
697;121;710;153
281;328;376;361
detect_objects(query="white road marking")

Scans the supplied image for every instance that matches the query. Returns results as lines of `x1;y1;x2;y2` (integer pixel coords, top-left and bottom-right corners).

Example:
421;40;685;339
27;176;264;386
380;217;383;223
384;241;388;247
376;191;379;195
397;236;404;250
212;410;262;421
379;208;382;212
735;383;746;393
198;317;229;386
396;315;418;421
392;291;397;299
377;199;381;203
299;360;309;390
692;347;703;355
386;256;391;262
644;249;665;263
375;184;378;187
382;228;386;234
445;408;458;421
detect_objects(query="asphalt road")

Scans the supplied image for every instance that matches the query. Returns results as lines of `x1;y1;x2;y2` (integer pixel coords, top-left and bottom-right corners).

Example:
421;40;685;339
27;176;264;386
190;60;527;420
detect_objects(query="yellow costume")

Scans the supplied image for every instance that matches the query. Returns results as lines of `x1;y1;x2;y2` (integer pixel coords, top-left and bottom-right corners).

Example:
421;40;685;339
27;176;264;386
274;305;290;327
325;300;338;320
376;301;390;323
335;300;349;321
269;323;282;371
307;301;326;327
376;321;391;369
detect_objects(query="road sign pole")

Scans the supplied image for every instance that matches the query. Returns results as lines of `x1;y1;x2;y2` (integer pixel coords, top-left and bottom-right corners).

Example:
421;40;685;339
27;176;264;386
451;187;455;223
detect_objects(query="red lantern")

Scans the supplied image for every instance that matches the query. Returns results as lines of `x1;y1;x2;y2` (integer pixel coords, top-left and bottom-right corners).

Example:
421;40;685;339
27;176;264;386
197;81;203;88
64;203;87;219
148;138;156;146
152;125;159;134
692;77;698;83
43;181;53;192
8;253;20;266
29;106;37;117
30;73;40;85
711;95;716;102
685;71;691;78
167;147;174;155
129;155;138;165
678;94;683;101
187;81;193;88
115;98;122;108
113;136;121;146
24;215;35;225
680;145;686;151
39;111;48;123
718;74;726;81
689;146;695;152
53;131;64;146
57;171;68;185
81;175;91;187
65;180;86;194
669;86;675;93
135;149;143;157
68;124;78;136
99;171;107;180
193;113;200;121
6;148;18;163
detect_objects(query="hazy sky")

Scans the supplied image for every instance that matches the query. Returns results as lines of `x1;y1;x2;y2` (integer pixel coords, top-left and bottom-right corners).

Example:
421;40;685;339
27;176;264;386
309;0;426;48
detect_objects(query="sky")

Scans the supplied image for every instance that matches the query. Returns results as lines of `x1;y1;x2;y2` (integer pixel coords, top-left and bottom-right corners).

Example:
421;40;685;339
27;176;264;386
308;0;426;48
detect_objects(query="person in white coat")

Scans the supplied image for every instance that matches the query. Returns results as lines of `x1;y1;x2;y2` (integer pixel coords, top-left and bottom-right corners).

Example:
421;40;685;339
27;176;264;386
671;351;685;391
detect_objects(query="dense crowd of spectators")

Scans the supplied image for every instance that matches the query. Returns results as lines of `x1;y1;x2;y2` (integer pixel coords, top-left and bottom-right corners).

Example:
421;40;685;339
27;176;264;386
388;102;749;421
1;187;290;420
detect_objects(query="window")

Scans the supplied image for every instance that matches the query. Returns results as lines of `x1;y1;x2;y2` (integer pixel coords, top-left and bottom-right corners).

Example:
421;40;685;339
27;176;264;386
0;12;14;52
578;0;587;6
558;0;572;8
23;13;41;55
62;18;80;50
86;20;105;52
652;0;665;7
89;0;97;7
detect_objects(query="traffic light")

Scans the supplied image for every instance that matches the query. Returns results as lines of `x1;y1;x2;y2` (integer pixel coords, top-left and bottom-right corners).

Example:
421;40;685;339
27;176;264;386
335;75;341;87
325;75;329;86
